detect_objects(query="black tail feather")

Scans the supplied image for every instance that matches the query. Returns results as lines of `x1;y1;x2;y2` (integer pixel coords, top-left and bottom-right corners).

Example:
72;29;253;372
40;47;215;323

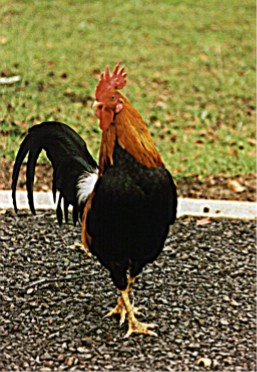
12;121;98;224
72;204;78;225
57;193;63;225
64;198;69;224
26;150;41;215
12;134;32;213
52;170;57;203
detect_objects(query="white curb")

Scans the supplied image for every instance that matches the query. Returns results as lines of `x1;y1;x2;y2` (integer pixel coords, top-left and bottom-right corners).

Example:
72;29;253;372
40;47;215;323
0;190;256;220
177;198;256;220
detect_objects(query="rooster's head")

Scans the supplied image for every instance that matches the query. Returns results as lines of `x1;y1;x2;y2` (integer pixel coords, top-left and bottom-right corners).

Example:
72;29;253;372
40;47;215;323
93;61;127;131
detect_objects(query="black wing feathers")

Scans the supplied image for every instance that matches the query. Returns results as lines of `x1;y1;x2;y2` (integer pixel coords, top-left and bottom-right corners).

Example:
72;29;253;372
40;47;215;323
12;121;97;224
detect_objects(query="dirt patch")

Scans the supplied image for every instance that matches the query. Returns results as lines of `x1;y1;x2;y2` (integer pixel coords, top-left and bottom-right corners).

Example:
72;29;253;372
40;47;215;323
1;159;256;202
176;173;256;202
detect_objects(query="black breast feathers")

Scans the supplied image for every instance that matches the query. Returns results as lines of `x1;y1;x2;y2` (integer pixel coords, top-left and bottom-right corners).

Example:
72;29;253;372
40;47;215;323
86;143;177;289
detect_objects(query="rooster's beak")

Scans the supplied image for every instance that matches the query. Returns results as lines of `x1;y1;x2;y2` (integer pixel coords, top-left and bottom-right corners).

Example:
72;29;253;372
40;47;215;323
91;100;103;109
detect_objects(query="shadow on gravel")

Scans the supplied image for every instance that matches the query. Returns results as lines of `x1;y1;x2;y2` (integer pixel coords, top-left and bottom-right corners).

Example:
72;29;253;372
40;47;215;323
0;210;256;371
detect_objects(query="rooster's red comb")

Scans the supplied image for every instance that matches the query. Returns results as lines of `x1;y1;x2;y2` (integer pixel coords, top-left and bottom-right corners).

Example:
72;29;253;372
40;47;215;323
95;61;127;100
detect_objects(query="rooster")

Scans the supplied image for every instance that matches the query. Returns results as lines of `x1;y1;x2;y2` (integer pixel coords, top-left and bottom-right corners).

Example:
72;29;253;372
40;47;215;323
12;62;177;337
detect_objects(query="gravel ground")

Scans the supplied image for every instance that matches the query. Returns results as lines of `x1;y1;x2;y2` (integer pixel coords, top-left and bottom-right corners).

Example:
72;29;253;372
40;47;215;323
0;210;256;371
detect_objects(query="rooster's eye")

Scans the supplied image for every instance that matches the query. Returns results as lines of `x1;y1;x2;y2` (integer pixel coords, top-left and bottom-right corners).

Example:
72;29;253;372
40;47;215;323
111;95;115;101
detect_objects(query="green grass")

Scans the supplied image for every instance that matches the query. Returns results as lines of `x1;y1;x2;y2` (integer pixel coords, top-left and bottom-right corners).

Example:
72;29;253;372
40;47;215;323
0;0;255;179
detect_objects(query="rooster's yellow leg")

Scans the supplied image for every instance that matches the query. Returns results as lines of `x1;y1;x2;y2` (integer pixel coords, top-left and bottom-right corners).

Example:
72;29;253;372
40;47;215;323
105;277;143;325
120;288;157;338
104;295;127;325
127;277;145;313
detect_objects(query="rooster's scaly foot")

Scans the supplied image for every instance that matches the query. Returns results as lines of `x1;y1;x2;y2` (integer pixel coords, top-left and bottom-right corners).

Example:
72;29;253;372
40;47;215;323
105;292;144;326
74;242;92;257
125;317;158;338
104;296;127;325
120;288;157;337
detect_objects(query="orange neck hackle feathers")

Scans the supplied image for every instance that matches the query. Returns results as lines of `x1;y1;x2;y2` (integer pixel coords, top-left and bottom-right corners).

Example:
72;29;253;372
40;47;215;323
95;62;164;173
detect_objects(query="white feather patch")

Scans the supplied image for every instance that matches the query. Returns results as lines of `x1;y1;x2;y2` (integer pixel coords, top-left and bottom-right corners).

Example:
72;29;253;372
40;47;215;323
76;169;98;205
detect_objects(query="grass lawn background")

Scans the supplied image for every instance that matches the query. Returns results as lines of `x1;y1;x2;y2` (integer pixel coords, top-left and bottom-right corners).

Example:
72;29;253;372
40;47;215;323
0;0;255;181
